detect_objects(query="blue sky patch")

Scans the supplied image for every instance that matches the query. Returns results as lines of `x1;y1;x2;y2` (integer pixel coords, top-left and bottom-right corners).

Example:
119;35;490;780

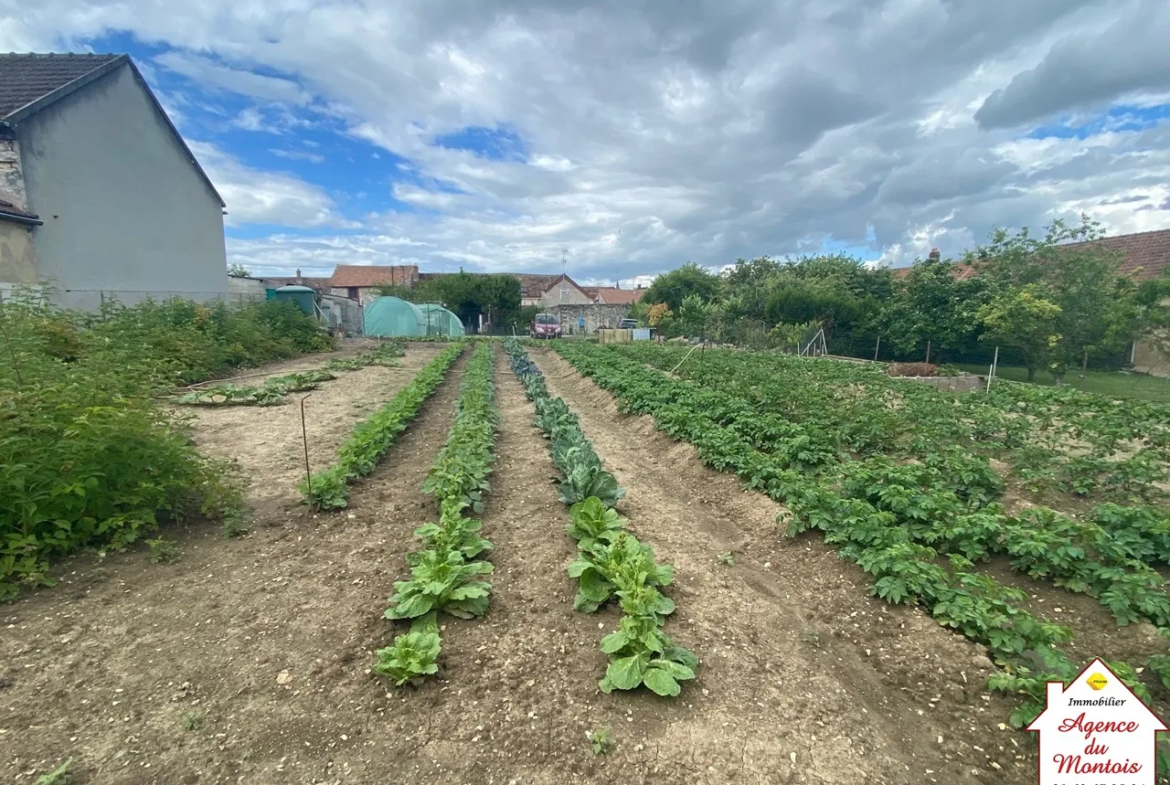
1028;103;1170;140
434;125;529;162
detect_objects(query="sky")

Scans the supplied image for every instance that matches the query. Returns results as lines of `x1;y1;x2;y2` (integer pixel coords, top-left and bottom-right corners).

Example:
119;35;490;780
3;0;1170;284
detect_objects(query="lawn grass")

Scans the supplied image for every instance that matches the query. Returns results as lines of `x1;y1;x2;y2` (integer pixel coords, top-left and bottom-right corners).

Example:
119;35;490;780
952;362;1170;404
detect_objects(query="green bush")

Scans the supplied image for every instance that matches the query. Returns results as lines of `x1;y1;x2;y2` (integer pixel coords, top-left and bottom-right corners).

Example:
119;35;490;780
0;291;329;597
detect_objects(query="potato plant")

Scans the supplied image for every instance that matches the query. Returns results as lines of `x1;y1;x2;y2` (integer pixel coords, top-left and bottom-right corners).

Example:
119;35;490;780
553;340;1166;724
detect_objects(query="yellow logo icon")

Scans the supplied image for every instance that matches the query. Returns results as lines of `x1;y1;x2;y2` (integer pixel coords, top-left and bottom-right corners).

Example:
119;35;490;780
1086;673;1108;691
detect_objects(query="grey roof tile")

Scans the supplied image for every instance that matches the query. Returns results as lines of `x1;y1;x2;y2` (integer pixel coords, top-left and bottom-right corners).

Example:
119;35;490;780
0;53;122;119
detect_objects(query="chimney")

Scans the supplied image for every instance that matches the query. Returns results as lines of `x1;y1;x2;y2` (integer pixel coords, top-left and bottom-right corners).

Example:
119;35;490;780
928;248;941;262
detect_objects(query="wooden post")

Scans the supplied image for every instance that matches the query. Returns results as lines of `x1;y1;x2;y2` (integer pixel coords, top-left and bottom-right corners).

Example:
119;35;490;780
873;336;881;362
925;340;932;364
1080;350;1089;385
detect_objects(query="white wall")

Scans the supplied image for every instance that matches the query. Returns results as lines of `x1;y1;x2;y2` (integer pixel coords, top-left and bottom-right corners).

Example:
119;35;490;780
539;282;593;307
17;63;228;309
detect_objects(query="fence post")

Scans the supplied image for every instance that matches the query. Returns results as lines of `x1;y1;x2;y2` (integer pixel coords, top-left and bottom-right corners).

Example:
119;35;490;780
925;340;932;364
987;346;999;393
873;335;881;362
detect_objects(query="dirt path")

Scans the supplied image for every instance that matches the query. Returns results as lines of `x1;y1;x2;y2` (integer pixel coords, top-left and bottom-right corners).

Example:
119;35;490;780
342;345;620;783
188;343;448;517
530;348;1030;785
0;349;467;785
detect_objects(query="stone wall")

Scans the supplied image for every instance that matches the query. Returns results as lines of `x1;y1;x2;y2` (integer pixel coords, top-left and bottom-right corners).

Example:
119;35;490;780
0;137;28;208
550;303;631;335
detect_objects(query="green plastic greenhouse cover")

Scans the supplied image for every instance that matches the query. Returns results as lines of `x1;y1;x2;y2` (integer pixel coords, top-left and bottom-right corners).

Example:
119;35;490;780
363;296;426;337
362;297;466;338
416;303;466;337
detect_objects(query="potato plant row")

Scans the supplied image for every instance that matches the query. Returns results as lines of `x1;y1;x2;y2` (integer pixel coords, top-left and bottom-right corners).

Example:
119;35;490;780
504;340;698;697
300;343;464;510
552;341;1166;732
178;341;405;407
375;343;498;686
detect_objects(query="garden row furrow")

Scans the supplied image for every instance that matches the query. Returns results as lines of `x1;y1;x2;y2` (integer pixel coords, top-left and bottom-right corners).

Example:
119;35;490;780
375;342;498;685
505;339;698;697
551;341;1168;736
178;341;406;407
300;343;464;510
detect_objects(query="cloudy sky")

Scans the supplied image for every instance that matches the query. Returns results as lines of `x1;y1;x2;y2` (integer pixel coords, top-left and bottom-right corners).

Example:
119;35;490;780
3;0;1170;283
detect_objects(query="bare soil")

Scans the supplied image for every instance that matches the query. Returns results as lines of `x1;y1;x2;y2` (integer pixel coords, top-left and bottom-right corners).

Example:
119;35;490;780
0;343;1057;785
530;347;1035;784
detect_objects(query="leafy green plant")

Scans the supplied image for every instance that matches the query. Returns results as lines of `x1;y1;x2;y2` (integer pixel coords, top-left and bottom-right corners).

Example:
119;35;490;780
567;498;626;550
181;710;204;731
506;339;698;697
379;344;499;684
301;344;463;509
146;538;183;565
385;548;494;620
718;551;735;566
587;727;614;755
374;614;443;686
35;759;73;785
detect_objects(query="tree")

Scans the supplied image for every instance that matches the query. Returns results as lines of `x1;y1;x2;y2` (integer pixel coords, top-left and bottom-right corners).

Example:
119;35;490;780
374;273;522;333
1136;272;1170;368
967;218;1138;383
976;286;1062;379
677;294;716;339
227;263;250;278
643;263;721;312
878;256;986;361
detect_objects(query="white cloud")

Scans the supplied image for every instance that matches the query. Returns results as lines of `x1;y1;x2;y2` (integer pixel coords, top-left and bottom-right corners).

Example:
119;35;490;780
2;0;1169;278
188;141;352;228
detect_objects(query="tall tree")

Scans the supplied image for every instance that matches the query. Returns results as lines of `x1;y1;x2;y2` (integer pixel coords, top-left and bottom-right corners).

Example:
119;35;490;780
967;218;1137;383
879;257;986;361
643;262;721;311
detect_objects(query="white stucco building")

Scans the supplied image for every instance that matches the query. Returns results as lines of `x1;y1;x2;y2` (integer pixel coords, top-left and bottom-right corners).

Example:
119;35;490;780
0;53;228;308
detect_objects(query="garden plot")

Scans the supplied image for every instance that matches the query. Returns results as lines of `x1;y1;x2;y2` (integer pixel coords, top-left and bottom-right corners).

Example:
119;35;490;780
550;340;1170;779
188;342;450;516
13;337;1166;785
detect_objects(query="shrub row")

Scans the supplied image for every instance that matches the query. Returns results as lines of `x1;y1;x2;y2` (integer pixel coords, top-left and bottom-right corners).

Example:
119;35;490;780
376;343;498;685
504;339;698;697
0;293;332;598
300;344;464;510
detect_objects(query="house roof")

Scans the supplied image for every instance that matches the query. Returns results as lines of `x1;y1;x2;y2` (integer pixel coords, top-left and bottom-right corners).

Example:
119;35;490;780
588;286;645;305
1058;228;1170;282
0;53;225;207
0;53;124;119
513;273;564;298
264;276;332;292
0;188;40;225
891;262;977;280
330;264;419;288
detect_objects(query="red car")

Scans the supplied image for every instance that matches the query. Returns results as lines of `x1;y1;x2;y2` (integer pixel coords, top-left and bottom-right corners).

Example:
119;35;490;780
530;312;562;339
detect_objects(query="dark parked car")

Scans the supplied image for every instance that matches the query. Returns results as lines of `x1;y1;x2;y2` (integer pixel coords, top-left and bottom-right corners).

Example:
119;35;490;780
530;312;562;339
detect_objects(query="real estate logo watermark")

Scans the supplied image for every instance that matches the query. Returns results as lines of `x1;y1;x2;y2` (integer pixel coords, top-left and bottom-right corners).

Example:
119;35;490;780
1027;658;1167;785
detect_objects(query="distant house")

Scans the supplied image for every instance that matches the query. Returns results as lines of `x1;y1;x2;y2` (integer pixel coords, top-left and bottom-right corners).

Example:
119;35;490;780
0;53;228;308
330;264;418;305
581;285;646;305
